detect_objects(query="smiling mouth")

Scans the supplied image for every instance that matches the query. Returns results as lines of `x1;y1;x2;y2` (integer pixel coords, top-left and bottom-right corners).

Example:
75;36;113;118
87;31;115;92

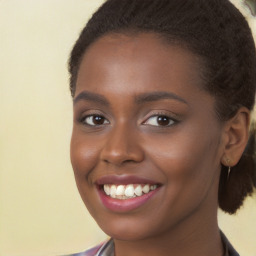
102;184;159;200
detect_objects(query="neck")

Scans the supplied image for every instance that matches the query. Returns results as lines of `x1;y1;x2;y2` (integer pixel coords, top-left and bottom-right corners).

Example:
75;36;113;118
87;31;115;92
114;199;224;256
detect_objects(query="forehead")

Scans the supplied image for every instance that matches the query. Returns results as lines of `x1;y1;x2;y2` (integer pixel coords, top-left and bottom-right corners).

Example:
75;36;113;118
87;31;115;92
76;33;204;97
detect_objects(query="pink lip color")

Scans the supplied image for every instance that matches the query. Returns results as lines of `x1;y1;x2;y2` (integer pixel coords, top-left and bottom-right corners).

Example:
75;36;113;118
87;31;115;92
96;175;161;212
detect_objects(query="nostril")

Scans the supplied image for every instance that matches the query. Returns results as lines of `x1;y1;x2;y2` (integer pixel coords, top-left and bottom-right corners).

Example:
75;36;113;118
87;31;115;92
123;159;135;164
103;158;138;166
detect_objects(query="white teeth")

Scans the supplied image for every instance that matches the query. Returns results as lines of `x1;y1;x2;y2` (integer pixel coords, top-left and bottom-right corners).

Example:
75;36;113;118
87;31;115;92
125;184;135;197
142;184;150;194
134;185;142;196
103;184;158;199
110;185;117;198
116;185;125;196
104;184;110;195
150;185;157;190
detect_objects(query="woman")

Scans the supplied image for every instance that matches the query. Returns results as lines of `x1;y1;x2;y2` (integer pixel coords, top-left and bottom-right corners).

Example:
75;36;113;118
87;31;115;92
68;0;256;255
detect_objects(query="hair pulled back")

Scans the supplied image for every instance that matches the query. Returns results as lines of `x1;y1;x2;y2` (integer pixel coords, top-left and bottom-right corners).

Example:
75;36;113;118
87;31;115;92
69;0;256;214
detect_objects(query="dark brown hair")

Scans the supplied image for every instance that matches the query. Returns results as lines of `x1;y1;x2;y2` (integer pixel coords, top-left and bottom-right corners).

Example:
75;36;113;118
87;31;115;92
68;0;256;214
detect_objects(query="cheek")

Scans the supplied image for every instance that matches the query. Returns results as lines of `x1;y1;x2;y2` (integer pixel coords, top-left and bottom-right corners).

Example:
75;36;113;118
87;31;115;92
70;130;103;216
70;129;100;182
143;134;221;229
145;129;221;197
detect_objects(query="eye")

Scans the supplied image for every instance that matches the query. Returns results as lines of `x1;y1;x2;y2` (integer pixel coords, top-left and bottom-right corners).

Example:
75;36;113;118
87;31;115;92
81;115;110;126
144;115;175;127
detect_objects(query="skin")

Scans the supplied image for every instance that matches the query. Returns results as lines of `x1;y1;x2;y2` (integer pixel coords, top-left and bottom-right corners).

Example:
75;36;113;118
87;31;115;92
70;33;249;256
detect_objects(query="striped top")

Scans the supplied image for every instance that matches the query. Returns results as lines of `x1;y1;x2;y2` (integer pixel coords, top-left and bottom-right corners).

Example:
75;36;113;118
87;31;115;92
67;231;239;256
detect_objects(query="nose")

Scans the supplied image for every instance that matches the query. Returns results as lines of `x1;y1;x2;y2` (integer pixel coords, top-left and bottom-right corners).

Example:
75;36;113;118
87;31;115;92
100;123;144;166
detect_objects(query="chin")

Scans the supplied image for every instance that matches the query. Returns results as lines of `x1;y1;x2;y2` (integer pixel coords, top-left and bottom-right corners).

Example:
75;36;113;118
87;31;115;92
96;216;163;241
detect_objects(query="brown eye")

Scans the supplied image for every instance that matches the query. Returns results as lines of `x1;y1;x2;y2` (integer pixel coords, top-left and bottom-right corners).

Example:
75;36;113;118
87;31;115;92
83;115;109;126
92;116;105;125
157;116;171;126
144;115;175;127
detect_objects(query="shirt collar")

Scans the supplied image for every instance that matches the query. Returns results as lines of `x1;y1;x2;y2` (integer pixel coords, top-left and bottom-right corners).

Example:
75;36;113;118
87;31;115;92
220;231;240;256
96;231;240;256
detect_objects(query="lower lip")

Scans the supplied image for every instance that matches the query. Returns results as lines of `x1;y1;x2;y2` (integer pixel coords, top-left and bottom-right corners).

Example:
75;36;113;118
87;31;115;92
97;186;160;212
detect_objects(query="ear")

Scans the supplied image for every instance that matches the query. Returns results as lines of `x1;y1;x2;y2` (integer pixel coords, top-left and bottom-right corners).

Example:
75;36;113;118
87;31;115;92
221;107;251;167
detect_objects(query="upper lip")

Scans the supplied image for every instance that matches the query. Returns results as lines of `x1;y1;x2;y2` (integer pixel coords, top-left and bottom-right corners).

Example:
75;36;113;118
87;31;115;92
95;175;161;186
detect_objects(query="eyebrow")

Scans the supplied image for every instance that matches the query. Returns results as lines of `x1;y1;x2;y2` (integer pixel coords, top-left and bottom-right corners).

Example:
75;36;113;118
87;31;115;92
135;91;188;105
73;90;188;106
73;91;110;106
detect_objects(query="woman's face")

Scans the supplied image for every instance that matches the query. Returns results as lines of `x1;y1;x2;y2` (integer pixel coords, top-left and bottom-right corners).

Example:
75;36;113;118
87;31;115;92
71;33;226;240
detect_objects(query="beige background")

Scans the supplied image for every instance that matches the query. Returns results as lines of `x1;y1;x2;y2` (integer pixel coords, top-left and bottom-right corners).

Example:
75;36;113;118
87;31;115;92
0;1;255;256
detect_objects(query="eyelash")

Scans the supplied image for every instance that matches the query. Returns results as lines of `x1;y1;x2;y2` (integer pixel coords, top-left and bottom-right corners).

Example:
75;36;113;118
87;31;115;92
80;114;110;126
79;113;178;127
143;114;176;127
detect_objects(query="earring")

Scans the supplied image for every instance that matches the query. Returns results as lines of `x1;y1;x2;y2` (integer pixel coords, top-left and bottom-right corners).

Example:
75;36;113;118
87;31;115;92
226;159;231;179
227;166;231;178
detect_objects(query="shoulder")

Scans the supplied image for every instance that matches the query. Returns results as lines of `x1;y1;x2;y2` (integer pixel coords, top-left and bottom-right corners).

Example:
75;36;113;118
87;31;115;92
66;243;103;256
67;239;113;256
220;231;240;256
83;243;103;256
